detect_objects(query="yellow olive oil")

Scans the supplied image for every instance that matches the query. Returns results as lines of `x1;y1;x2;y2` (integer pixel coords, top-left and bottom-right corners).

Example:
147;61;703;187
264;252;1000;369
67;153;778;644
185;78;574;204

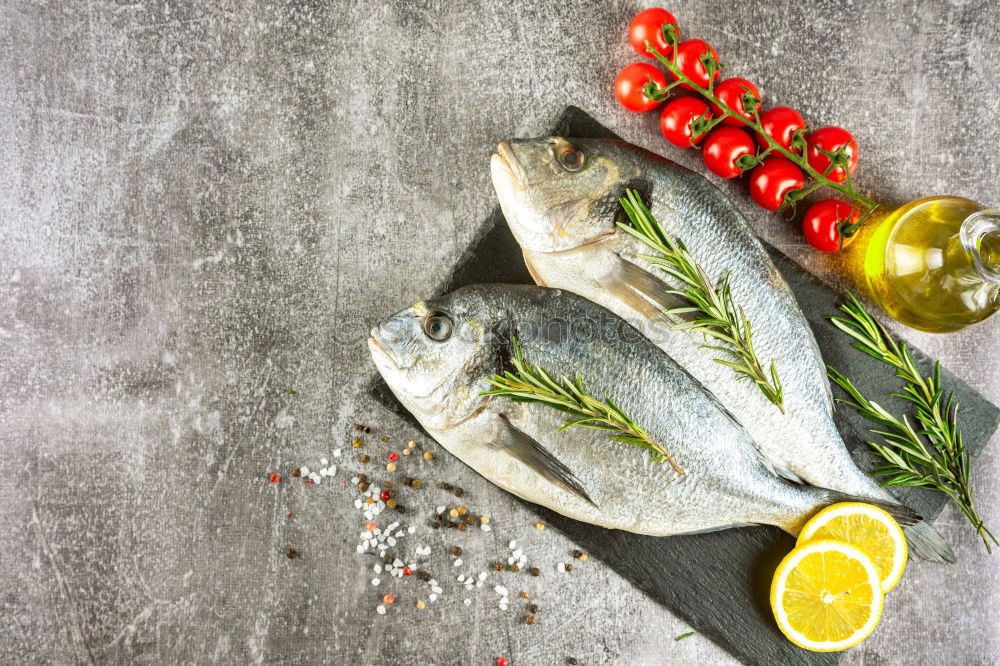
855;196;1000;333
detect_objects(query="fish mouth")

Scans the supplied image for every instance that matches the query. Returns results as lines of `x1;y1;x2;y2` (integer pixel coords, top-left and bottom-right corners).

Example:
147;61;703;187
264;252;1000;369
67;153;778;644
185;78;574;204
368;326;399;369
492;141;528;189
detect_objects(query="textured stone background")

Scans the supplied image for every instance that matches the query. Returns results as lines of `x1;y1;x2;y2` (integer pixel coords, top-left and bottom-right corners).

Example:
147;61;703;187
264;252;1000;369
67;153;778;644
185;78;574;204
1;1;998;664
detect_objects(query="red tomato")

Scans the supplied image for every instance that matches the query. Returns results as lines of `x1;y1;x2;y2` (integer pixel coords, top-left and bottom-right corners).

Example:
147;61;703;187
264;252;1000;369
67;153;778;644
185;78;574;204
711;78;761;126
671;39;720;90
614;63;668;113
806;126;859;183
757;106;806;151
628;8;679;58
748;157;805;211
659;97;711;148
802;199;859;252
701;127;756;179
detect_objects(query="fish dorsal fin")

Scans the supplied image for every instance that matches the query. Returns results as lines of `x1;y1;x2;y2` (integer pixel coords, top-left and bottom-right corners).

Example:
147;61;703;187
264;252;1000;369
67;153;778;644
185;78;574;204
597;255;696;327
497;414;597;507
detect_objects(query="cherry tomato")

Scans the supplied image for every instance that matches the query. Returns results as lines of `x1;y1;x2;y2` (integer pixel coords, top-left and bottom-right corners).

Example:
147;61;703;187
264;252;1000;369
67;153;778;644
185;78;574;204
671;39;720;90
711;78;761;127
701;127;756;179
659;97;711;148
757;106;806;152
628;8;679;59
806;126;859;183
614;63;668;113
748;157;805;211
802;199;859;252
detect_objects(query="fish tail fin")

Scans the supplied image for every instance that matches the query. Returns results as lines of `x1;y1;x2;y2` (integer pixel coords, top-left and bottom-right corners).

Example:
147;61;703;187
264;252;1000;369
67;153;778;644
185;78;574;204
816;491;956;564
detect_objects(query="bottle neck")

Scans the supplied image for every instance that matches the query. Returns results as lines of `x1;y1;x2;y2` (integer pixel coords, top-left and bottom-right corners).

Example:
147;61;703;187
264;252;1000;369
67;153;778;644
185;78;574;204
961;210;1000;284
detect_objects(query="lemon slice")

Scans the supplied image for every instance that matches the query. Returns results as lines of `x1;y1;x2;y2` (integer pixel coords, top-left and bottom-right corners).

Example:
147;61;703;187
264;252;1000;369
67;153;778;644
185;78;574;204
798;502;907;593
771;540;884;652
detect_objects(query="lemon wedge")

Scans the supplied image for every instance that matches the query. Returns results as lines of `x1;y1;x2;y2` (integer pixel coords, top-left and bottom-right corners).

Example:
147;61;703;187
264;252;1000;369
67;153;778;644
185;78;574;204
771;539;884;652
798;502;907;593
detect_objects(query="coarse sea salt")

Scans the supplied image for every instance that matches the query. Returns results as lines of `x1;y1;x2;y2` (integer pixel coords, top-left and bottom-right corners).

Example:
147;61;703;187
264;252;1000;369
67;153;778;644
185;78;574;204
376;605;386;615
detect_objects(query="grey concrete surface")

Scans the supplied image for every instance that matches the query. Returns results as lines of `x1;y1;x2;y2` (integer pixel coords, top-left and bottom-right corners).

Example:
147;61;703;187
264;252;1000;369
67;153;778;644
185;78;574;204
1;1;998;665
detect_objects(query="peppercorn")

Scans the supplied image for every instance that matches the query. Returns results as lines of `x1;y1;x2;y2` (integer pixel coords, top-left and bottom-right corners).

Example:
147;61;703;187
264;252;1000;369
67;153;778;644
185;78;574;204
380;435;389;442
525;615;536;625
286;548;297;559
292;468;302;478
494;562;504;571
453;487;464;497
510;564;520;573
565;563;573;572
451;546;463;556
520;591;530;600
440;482;452;490
359;454;370;464
571;549;582;559
358;481;369;492
528;603;539;614
402;476;412;486
355;424;371;433
423;451;433;460
411;480;422;490
457;522;467;531
352;437;363;448
567;658;578;665
383;480;393;489
395;505;406;513
386;499;397;509
357;473;367;482
464;516;475;525
419;570;432;582
431;522;440;529
529;567;540;577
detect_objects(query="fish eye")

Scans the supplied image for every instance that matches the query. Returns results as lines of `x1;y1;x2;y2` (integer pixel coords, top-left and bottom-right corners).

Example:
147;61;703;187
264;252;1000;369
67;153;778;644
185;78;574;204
422;313;453;342
556;145;585;172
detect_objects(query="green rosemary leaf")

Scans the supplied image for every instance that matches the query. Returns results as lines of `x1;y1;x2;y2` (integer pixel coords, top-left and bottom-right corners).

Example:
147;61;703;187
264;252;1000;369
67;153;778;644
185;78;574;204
483;336;684;475
827;293;995;554
617;188;784;412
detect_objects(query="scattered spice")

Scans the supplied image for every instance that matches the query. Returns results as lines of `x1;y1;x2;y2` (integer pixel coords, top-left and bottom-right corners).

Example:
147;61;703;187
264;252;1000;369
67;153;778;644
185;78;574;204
403;566;412;576
386;499;397;509
395;505;406;514
383;480;393;489
382;594;395;604
386;463;397;472
529;567;540;577
432;522;440;529
380;435;389;442
402;476;412;486
269;473;280;483
535;522;545;530
525;615;536;625
360;455;370;464
412;480;422;490
464;516;475;525
355;424;371;433
419;570;432;582
352;437;363;448
675;631;696;641
407;440;416;448
357;473;368;482
565;563;573;572
388;452;399;462
286;548;298;559
579;553;588;562
494;562;504;571
380;491;390;502
528;603;539;614
571;549;583;559
481;516;490;525
497;658;508;666
292;467;302;478
457;506;468;515
439;482;452;490
416;600;426;610
451;546;463;557
423;451;433;460
510;565;520;573
287;388;297;395
453;487;464;497
457;523;467;531
305;480;313;487
358;481;370;492
449;509;460;518
402;448;411;456
520;591;530;600
568;658;578;665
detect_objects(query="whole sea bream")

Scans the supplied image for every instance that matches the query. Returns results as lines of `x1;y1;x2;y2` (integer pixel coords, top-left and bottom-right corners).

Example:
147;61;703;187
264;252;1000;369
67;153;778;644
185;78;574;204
490;137;953;562
369;284;923;538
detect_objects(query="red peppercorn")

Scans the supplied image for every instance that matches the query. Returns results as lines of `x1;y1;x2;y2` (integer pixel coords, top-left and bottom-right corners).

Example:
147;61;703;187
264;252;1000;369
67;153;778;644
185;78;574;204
380;490;390;502
269;473;280;483
497;658;508;666
403;566;412;576
305;479;313;486
388;452;399;462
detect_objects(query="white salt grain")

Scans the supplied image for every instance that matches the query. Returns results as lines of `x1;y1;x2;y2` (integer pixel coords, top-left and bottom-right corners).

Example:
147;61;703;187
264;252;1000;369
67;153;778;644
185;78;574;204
376;605;386;615
372;578;380;586
463;599;472;606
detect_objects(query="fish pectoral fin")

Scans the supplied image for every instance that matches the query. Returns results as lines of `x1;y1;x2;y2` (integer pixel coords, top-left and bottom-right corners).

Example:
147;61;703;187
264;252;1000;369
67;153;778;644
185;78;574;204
497;414;597;508
597;256;695;326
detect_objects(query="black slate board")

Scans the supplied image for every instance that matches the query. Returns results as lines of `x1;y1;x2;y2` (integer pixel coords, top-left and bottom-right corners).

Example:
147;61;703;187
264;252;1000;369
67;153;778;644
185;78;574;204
370;107;1000;665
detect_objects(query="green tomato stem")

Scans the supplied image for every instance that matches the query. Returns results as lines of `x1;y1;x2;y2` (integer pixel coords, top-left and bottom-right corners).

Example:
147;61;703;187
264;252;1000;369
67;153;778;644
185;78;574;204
644;39;878;223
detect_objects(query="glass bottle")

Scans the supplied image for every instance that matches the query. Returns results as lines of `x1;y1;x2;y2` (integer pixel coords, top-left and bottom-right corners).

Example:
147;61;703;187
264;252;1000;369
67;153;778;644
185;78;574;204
858;196;1000;333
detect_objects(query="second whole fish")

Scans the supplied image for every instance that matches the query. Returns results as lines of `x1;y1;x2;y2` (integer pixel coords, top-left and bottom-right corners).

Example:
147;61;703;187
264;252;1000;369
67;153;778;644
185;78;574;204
490;136;953;562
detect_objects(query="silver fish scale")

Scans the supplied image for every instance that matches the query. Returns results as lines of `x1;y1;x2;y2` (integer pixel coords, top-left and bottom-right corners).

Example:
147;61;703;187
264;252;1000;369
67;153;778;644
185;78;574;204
525;140;892;502
420;284;830;536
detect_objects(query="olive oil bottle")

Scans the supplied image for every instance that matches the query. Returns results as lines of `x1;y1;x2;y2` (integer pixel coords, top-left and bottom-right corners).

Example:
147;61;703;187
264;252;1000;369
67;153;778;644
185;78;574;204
857;196;1000;333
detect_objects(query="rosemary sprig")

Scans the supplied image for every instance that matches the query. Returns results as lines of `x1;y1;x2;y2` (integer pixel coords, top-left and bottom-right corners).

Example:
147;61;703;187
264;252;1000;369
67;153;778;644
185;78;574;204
481;337;683;474
828;293;996;553
618;188;784;412
642;23;878;237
